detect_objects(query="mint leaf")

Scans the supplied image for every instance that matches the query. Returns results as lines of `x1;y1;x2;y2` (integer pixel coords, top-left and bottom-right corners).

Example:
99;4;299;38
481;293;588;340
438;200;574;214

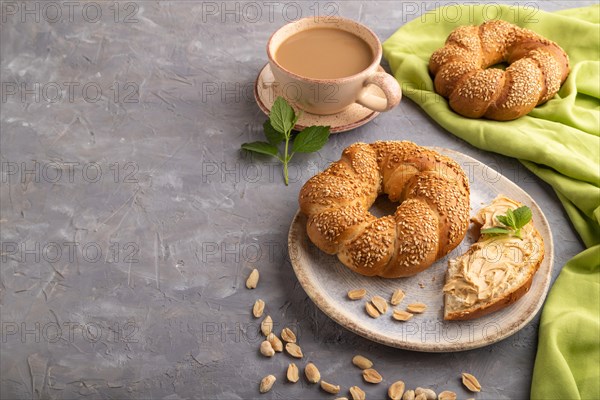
269;96;295;136
496;215;509;227
263;120;285;145
482;205;532;240
240;97;331;186
481;227;511;235
292;109;302;126
241;141;279;157
292;126;330;153
505;208;517;228
513;206;532;229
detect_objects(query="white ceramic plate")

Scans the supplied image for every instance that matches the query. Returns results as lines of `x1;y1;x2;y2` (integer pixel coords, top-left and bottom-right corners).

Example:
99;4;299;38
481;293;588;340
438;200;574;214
287;148;553;352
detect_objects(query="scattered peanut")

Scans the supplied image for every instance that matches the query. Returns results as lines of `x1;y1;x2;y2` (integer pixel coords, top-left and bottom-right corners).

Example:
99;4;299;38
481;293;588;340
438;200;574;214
305;362;321;383
371;296;388;314
349;386;366;400
415;387;436;400
260;340;275;357
260;315;273;336
253;299;265;318
287;363;299;383
390;289;405;306
267;333;283;352
388;380;406;400
406;303;427;313
259;375;276;393
462;372;481;392
392;310;414;321
362;368;383;384
321;380;341;394
246;269;259;289
365;302;381;318
352;355;373;370
438;390;457;400
348;288;367;300
285;342;303;358
281;327;296;343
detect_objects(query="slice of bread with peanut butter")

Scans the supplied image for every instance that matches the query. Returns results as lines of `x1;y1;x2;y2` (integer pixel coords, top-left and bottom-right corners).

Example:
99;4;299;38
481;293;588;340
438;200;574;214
443;195;545;320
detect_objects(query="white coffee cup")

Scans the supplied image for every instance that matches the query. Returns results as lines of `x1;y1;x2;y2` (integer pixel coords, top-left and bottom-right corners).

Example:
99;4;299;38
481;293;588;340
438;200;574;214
267;16;401;115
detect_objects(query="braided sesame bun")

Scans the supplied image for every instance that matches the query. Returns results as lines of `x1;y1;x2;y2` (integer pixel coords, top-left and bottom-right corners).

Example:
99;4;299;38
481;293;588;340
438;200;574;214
298;141;470;278
429;20;569;121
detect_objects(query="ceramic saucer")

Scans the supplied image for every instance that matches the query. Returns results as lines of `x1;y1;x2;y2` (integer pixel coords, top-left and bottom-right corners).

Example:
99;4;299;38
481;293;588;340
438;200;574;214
254;63;385;133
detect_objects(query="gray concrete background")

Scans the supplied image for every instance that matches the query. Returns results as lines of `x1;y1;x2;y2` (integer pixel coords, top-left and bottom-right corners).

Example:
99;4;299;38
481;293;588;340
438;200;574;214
0;1;593;399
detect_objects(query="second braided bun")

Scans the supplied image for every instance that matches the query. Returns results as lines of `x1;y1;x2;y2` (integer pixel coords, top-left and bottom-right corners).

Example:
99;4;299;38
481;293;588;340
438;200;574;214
429;20;569;121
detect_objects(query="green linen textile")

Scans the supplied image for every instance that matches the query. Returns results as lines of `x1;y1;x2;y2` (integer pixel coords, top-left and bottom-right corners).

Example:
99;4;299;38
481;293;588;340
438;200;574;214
382;5;599;399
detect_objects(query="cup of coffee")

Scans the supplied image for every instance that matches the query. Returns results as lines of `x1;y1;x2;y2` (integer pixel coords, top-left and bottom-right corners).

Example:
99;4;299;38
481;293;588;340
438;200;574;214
267;16;401;115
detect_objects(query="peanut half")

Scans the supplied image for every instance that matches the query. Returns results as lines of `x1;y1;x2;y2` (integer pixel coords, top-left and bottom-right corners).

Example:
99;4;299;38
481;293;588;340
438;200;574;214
246;269;259;289
281;327;296;343
287;363;299;383
415;387;436;400
362;368;383;384
259;375;276;393
266;333;283;352
388;380;405;400
252;299;265;318
305;362;321;384
462;372;481;392
438;390;457;400
365;302;381;318
392;310;414;322
321;380;341;394
285;343;303;358
406;303;427;313
371;296;388;314
390;288;405;306
348;288;367;300
349;386;366;400
352;355;373;370
260;315;273;336
259;340;275;357
402;390;415;400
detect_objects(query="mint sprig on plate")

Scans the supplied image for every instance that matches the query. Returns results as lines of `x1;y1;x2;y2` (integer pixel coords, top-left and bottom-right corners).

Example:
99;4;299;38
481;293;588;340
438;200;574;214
481;206;533;239
242;97;330;185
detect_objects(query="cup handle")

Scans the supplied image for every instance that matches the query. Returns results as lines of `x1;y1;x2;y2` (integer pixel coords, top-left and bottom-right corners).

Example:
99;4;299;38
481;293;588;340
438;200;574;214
356;72;402;112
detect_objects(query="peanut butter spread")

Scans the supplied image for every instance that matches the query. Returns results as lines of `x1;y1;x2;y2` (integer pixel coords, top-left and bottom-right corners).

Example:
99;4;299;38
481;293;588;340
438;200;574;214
443;196;541;306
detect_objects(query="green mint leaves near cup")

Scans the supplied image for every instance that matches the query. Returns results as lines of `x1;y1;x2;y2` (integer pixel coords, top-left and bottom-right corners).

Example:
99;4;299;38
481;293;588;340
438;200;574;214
242;97;330;186
480;206;533;239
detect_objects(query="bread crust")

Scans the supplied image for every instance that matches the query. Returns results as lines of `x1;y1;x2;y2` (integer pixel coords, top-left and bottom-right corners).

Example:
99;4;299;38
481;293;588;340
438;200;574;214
299;141;470;278
429;20;570;121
